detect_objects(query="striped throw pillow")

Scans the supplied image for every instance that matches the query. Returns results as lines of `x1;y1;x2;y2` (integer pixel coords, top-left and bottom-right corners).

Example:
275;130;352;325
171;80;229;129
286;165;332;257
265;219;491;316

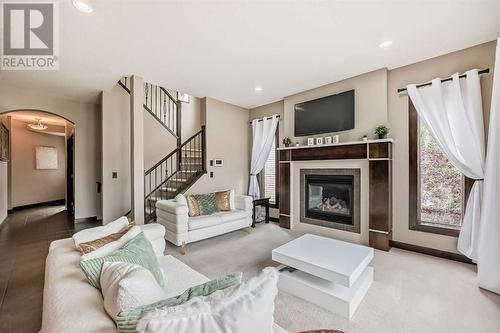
80;232;163;290
115;272;242;333
78;222;134;254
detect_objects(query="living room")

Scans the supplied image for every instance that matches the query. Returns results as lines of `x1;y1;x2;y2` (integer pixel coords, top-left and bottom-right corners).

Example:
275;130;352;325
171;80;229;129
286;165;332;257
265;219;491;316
0;1;499;333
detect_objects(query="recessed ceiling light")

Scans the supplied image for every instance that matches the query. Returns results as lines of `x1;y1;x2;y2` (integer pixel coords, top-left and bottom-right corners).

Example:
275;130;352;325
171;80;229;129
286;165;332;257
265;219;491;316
379;40;393;49
255;86;263;92
72;0;93;13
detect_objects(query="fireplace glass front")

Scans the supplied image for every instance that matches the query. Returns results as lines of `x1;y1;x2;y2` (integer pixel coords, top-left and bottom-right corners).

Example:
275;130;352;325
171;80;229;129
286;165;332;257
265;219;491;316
305;174;354;225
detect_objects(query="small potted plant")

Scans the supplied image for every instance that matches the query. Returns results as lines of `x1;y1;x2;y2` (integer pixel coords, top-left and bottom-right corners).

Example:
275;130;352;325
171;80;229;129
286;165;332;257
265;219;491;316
374;125;389;139
283;137;292;147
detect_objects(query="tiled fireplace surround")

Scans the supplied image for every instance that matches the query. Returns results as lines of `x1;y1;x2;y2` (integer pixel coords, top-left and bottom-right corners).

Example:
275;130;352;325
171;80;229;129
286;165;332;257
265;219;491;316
278;140;393;251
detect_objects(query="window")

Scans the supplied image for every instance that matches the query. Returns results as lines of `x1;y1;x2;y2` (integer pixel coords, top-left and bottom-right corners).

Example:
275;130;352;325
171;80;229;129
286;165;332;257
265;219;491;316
409;101;471;236
260;131;279;207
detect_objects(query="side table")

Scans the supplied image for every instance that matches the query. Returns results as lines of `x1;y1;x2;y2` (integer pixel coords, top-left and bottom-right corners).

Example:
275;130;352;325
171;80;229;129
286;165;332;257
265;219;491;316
252;197;270;227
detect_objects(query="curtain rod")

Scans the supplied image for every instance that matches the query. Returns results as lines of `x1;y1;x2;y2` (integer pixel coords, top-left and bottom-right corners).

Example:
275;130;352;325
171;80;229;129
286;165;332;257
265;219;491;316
249;115;281;124
397;68;490;93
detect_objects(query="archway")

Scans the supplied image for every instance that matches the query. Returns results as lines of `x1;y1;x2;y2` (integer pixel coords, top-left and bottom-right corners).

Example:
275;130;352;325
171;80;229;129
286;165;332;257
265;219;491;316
0;109;76;219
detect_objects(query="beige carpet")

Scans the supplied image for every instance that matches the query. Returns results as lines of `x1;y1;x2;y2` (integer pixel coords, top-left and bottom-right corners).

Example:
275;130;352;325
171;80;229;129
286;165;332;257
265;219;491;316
165;223;500;333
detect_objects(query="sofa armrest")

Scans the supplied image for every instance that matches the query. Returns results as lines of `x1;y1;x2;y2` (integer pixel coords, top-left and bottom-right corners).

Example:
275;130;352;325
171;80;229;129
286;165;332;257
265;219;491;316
156;199;188;215
139;223;166;256
234;195;253;211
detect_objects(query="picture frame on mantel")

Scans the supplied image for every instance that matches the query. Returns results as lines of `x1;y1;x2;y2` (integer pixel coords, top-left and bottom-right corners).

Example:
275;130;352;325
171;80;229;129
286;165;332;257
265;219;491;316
307;138;315;146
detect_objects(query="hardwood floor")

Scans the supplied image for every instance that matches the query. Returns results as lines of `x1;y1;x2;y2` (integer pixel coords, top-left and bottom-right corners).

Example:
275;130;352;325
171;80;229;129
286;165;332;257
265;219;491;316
0;205;97;333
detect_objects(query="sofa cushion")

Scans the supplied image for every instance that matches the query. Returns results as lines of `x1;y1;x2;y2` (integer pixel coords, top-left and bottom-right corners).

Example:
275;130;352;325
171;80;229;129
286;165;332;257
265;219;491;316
101;262;169;318
136;268;278;333
72;216;129;249
194;193;220;215
80;232;164;290
214;190;231;211
186;194;200;217
81;226;141;261
218;209;251;223
78;223;134;254
115;272;242;333
188;214;223;231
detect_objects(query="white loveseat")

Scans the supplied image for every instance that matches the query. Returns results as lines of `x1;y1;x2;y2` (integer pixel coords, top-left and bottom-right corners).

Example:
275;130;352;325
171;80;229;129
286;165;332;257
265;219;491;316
156;193;253;251
41;223;287;333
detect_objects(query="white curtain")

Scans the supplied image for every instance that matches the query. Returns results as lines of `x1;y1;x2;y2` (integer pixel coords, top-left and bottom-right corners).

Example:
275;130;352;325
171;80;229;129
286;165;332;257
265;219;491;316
248;115;279;199
406;69;485;260
477;38;500;294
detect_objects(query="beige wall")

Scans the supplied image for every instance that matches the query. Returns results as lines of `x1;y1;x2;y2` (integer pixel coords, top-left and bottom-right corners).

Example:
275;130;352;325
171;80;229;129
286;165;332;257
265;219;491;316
11;119;66;207
181;97;202;141
144;111;177;171
101;85;131;223
388;40;496;253
189;97;250;195
283;68;388;146
0;86;101;220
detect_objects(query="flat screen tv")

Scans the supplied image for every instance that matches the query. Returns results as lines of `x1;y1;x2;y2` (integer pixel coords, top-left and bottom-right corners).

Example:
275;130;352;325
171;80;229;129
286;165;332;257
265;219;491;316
294;90;355;137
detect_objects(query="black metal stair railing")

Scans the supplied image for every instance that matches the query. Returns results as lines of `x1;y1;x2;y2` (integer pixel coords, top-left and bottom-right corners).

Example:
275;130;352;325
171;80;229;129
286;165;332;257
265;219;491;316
143;126;206;223
118;77;179;138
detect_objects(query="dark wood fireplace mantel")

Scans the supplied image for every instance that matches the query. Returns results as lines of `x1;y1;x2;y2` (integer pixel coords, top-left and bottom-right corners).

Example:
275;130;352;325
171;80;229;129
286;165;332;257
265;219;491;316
277;139;393;251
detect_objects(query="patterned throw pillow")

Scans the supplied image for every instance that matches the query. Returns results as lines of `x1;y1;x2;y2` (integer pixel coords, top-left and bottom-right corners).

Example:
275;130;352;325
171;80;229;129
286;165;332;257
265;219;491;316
186;195;200;217
80;232;164;290
78;223;134;254
214;190;231;211
115;272;242;333
194;193;220;215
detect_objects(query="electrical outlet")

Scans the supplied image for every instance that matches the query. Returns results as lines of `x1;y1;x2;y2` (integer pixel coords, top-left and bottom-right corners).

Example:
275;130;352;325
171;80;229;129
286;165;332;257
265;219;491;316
112;172;118;179
210;171;214;178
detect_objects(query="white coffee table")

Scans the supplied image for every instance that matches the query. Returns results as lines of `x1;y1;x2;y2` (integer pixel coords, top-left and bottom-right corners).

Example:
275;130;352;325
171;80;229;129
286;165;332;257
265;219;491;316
272;234;373;318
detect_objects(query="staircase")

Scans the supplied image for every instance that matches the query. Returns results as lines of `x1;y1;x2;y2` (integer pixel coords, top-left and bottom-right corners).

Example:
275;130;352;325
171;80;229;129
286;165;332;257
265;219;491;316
118;77;207;223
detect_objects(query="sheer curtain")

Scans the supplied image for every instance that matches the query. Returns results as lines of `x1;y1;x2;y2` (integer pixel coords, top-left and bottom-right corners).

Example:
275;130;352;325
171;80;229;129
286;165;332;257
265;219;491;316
406;69;485;260
477;38;500;294
248;115;279;199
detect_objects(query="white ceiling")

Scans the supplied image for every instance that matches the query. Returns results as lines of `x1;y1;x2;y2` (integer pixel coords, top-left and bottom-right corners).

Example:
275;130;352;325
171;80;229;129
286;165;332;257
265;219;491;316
1;0;500;108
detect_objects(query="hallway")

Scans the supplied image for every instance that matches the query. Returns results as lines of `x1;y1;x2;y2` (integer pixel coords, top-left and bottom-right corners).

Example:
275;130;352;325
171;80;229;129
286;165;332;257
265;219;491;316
0;205;96;332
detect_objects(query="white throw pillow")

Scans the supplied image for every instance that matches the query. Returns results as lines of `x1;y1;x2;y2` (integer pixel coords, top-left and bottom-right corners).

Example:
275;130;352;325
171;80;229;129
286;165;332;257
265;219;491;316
229;189;236;210
175;194;188;206
100;262;169;318
137;267;279;333
72;216;129;249
81;226;141;260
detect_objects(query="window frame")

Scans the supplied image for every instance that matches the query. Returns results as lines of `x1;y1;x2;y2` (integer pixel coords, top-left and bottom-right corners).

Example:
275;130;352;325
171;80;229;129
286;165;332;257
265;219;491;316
259;124;279;208
408;100;473;237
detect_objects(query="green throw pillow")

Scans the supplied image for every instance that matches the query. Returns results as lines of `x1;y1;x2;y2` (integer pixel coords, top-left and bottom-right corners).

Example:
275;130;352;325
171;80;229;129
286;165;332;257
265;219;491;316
194;193;220;215
80;232;163;290
115;272;242;333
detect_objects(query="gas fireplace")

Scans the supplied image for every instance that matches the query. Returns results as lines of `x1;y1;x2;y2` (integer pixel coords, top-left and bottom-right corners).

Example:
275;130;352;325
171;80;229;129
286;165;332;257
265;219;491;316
300;169;360;233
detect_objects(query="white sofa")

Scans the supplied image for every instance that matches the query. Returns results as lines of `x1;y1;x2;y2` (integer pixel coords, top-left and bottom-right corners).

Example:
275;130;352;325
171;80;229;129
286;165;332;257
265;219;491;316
156;193;253;252
41;222;287;333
